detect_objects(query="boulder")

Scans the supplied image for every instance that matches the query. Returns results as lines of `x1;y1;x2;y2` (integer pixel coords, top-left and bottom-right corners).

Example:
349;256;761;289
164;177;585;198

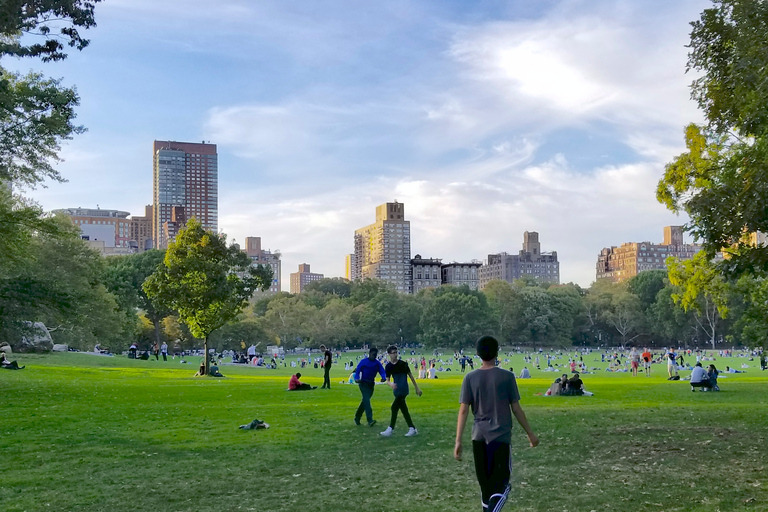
17;322;54;353
52;344;68;352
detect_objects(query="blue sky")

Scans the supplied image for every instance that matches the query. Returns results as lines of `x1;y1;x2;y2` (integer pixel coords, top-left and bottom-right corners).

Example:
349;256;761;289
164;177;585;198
12;0;711;288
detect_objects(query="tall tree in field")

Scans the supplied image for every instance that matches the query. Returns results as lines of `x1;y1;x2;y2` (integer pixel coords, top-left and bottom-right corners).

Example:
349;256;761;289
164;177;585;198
667;252;730;349
104;250;173;345
143;219;273;374
420;290;490;350
657;0;768;276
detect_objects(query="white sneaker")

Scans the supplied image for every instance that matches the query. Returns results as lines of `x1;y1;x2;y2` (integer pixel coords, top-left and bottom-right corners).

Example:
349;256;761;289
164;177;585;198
380;427;393;437
405;427;418;437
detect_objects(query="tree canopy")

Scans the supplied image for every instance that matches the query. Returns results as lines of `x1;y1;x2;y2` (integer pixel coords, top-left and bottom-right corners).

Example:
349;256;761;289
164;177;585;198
658;0;768;277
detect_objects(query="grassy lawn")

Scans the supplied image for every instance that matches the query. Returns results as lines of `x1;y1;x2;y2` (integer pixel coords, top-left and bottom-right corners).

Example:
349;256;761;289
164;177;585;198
1;351;767;512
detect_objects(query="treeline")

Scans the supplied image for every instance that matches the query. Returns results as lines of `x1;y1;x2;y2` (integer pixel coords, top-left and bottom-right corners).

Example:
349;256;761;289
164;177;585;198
4;242;767;353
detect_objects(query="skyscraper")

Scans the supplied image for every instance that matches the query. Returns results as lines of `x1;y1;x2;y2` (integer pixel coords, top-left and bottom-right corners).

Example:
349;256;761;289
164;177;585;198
353;201;412;293
152;140;218;249
243;236;281;294
478;231;560;289
596;226;701;282
290;264;323;293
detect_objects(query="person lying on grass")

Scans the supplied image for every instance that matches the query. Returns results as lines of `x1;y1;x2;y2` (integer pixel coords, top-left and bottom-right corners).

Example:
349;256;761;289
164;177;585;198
288;373;316;390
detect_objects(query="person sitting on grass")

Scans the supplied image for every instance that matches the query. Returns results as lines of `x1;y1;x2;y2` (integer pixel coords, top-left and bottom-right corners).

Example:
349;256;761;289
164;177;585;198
519;367;531;379
707;364;720;391
565;373;584;396
0;352;24;370
689;362;710;392
209;362;224;377
288;372;316;391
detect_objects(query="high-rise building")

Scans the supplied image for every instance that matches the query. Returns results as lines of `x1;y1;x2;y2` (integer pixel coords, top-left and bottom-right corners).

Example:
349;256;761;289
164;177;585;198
411;255;442;293
478;231;560;289
53;207;132;249
353;201;412;293
290;264;323;294
243;236;281;294
345;254;357;281
442;262;482;290
153;140;218;249
596;226;701;282
128;204;153;252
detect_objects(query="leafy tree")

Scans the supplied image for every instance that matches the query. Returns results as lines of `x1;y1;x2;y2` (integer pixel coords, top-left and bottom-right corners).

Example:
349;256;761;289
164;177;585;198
304;277;353;298
263;294;314;349
515;287;569;348
657;1;768;276
601;290;644;346
104;250;172;345
627;270;668;311
547;284;587;345
649;284;697;345
349;279;391;306
483;280;522;343
1;215;131;350
306;298;354;348
420;291;490;350
355;289;404;347
667;252;731;349
733;275;768;348
1;0;102;61
143;219;273;374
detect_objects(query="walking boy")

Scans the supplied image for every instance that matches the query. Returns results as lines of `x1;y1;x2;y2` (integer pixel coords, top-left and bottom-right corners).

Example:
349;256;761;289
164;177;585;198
380;345;422;437
455;336;539;512
353;347;387;426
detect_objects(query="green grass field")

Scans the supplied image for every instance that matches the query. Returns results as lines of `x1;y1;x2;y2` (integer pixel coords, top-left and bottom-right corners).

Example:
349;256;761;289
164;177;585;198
1;351;767;512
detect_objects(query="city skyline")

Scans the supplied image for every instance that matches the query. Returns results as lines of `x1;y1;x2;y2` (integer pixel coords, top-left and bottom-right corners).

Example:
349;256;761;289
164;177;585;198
10;0;710;287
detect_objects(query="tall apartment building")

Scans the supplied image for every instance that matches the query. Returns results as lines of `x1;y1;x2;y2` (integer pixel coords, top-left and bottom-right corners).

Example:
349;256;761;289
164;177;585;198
128;204;153;252
353;201;412;293
478;231;560;289
290;264;323;294
243;236;281;294
53;207;132;249
596;226;701;282
442;261;482;290
345;254;357;281
153;140;218;249
411;255;442;294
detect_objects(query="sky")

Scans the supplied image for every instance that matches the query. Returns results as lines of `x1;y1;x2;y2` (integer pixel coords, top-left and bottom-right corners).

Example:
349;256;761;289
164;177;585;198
11;0;712;289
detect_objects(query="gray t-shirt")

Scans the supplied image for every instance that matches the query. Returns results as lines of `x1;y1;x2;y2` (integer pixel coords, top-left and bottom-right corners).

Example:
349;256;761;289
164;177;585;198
459;367;521;444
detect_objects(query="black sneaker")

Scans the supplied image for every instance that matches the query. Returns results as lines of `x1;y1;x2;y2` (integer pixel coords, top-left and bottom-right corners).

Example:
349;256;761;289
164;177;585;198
368;420;377;427
354;418;361;426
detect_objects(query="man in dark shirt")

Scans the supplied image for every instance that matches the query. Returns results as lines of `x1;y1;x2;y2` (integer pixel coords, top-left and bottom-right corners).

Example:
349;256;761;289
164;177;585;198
567;373;584;396
320;344;333;389
380;345;422;437
456;336;538;512
353;347;387;427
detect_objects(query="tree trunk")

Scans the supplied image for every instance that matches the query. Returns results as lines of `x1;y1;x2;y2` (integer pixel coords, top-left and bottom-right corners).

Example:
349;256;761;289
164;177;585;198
153;319;161;345
204;336;209;376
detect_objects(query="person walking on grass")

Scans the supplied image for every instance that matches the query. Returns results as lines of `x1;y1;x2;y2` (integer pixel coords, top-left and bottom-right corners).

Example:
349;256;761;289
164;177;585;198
354;347;387;427
642;348;652;377
455;335;539;512
380;345;422;438
160;341;168;361
320;344;333;389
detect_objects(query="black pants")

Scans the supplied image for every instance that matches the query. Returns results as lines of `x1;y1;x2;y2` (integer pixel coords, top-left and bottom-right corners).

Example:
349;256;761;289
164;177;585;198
472;440;511;511
389;395;414;429
322;365;331;388
162;353;167;361
290;383;313;391
355;381;375;423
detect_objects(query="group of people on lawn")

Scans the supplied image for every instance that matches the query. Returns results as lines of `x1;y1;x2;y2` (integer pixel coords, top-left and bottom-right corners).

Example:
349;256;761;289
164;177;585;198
689;362;720;391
